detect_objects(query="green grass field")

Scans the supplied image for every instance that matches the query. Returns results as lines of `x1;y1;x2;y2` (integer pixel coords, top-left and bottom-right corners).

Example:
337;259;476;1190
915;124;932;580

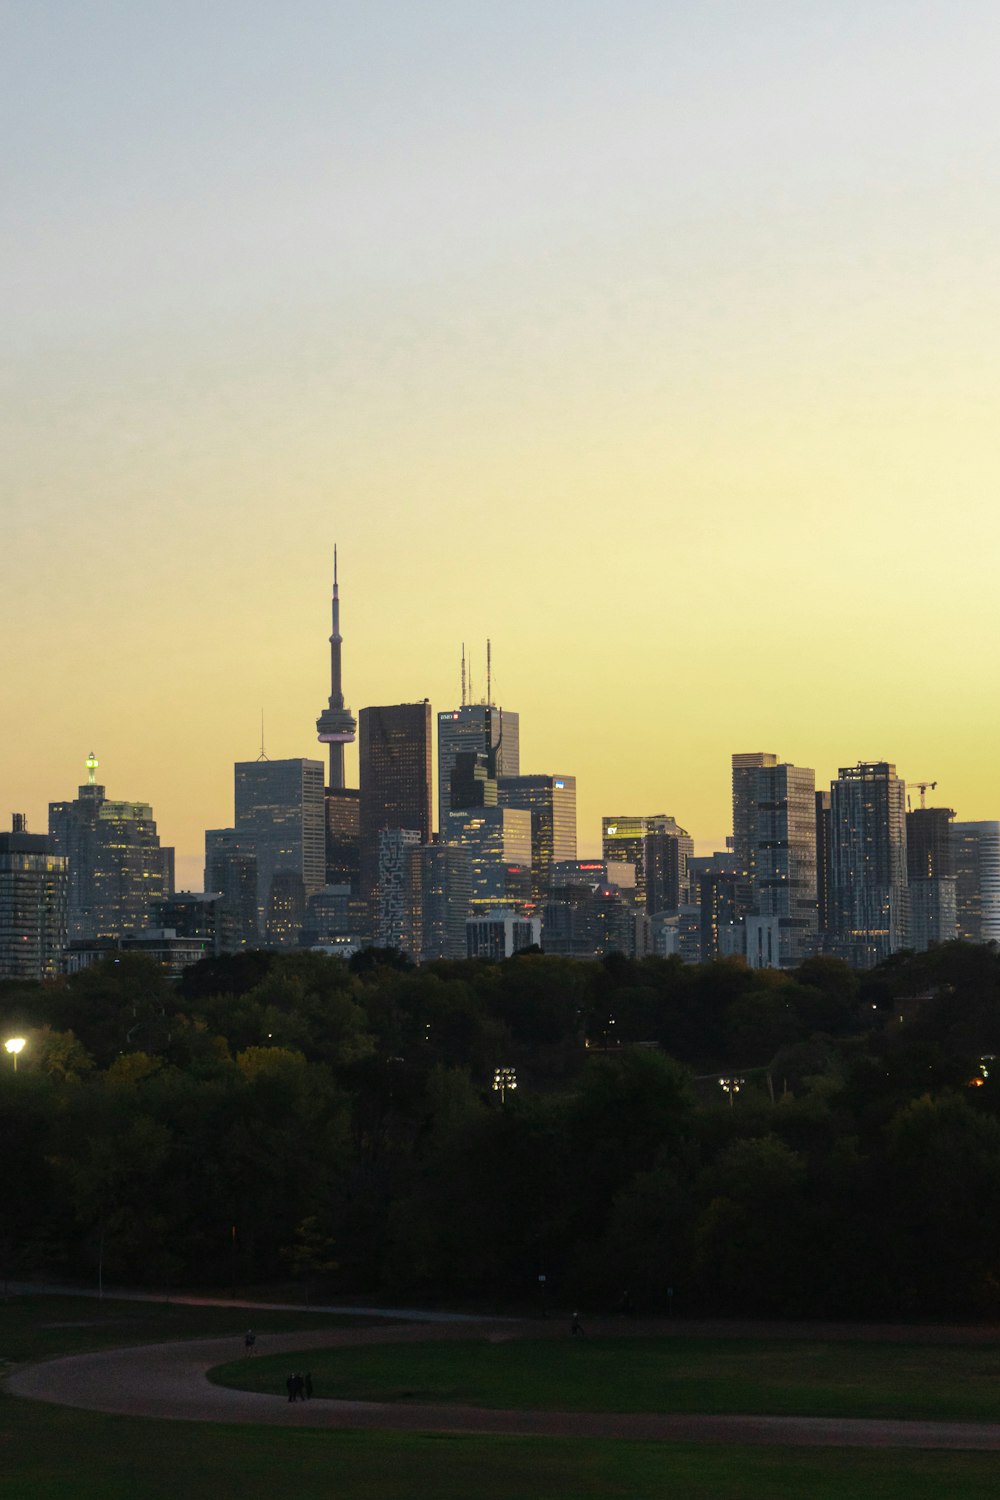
4;1296;1000;1499
210;1333;1000;1423
0;1294;381;1365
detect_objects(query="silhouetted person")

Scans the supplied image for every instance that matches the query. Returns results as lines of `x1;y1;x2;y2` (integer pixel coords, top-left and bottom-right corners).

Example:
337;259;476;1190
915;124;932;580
304;1372;313;1400
571;1311;585;1336
244;1329;256;1356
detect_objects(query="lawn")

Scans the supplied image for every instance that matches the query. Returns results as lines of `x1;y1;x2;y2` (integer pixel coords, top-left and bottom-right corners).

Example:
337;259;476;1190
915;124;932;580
4;1298;1000;1499
3;1398;1000;1500
0;1294;381;1366
210;1333;1000;1423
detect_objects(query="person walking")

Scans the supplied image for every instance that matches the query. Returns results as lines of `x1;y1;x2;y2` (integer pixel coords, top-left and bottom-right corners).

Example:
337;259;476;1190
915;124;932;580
244;1329;256;1357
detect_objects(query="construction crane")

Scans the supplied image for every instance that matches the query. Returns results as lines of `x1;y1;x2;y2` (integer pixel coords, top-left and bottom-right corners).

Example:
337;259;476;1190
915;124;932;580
907;780;937;812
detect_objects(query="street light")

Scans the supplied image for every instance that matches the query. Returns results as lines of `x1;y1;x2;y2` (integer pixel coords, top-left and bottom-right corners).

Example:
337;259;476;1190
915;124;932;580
718;1075;743;1109
493;1066;517;1104
5;1038;26;1073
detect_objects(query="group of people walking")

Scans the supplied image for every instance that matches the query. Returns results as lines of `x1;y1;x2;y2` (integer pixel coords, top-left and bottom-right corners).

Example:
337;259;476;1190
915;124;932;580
286;1372;313;1401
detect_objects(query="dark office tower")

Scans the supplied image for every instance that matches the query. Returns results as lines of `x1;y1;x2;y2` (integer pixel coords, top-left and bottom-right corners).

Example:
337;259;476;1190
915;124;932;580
697;862;745;962
451;751;498;811
205;828;259;950
952;822;1000;945
437;703;519;833
815;790;832;938
234;758;326;933
0;815;68;979
601;814;688;912
498;775;577;901
829;761;909;967
747;762;818;967
906;805;957;951
152;892;223;954
731;753;779;883
359;703;433;915
324;788;360;887
645;823;694;913
50;754;173;940
316;547;356;792
418;843;472;960
266;871;307;948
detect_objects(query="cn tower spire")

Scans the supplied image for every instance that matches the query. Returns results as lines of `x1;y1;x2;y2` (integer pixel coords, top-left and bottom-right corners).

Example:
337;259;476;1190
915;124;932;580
316;546;356;789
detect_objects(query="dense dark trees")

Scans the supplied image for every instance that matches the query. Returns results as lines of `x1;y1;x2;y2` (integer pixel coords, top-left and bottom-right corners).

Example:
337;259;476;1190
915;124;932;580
2;943;999;1317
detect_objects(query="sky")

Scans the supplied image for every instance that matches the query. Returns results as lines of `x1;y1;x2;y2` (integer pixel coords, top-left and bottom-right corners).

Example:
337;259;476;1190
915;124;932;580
4;1;1000;889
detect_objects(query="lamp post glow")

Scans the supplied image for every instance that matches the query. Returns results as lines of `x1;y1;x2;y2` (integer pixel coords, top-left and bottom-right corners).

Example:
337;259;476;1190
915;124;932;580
718;1075;743;1109
493;1066;517;1104
5;1038;26;1073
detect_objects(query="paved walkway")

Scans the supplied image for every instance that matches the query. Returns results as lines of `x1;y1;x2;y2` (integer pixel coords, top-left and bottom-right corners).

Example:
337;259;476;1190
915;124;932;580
8;1312;1000;1450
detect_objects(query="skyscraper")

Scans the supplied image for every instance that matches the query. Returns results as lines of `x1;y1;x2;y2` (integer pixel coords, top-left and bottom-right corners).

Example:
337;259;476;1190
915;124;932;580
417;842;472;961
815;790;832;938
601;814;690;912
233;758;326;935
375;828;422;952
731;752;779;883
315;547;356;792
437;703;519;833
828;761;909;967
359;702;433;915
746;761;818;967
324;788;360;888
445;806;532;914
951;822;1000;945
497;775;577;901
0;815;67;980
204;827;259;950
49;754;173;940
906;805;957;951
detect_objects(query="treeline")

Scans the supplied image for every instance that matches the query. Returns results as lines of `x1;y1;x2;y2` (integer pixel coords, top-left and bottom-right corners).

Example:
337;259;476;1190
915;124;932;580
3;941;1000;1319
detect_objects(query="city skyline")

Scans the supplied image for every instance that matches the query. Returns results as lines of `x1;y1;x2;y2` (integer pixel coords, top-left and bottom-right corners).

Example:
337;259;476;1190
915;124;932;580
6;4;1000;887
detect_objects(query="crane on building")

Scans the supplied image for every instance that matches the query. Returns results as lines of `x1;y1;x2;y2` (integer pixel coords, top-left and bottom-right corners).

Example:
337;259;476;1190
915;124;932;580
907;780;937;812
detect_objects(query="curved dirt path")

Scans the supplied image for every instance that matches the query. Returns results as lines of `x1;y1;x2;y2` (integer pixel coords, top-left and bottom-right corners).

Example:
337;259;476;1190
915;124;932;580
8;1317;1000;1450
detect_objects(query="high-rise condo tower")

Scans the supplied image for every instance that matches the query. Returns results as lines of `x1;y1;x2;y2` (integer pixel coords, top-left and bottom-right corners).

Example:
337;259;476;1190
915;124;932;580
316;547;356;791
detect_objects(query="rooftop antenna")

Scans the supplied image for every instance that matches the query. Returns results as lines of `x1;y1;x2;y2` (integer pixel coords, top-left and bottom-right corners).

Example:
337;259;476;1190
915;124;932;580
461;642;467;708
487;637;492;707
257;711;269;762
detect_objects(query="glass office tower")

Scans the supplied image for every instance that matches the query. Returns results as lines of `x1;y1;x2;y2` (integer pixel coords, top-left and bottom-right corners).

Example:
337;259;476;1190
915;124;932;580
234;758;326;936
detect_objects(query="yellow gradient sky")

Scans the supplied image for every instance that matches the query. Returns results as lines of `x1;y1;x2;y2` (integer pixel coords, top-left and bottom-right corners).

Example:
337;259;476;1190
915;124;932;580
4;2;1000;888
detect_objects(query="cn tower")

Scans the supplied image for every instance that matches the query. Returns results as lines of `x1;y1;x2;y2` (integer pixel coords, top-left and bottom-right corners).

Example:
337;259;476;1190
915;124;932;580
316;546;356;789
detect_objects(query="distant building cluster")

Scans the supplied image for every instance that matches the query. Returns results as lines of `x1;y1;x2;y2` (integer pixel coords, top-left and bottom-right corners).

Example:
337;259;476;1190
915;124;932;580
4;560;1000;980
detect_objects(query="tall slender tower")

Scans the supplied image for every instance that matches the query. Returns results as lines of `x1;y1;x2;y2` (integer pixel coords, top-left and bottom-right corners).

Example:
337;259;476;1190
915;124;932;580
316;547;356;790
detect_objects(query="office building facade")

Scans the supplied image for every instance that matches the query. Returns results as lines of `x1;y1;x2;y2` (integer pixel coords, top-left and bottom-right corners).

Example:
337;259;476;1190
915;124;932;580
498;774;577;900
952;821;1000;945
601;814;690;912
49;755;173;941
233;758;326;934
205;828;259;950
437;703;519;832
746;761;818;967
0;815;68;980
359;702;433;916
906;805;957;952
446;805;532;914
828;761;909;967
731;752;779;884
